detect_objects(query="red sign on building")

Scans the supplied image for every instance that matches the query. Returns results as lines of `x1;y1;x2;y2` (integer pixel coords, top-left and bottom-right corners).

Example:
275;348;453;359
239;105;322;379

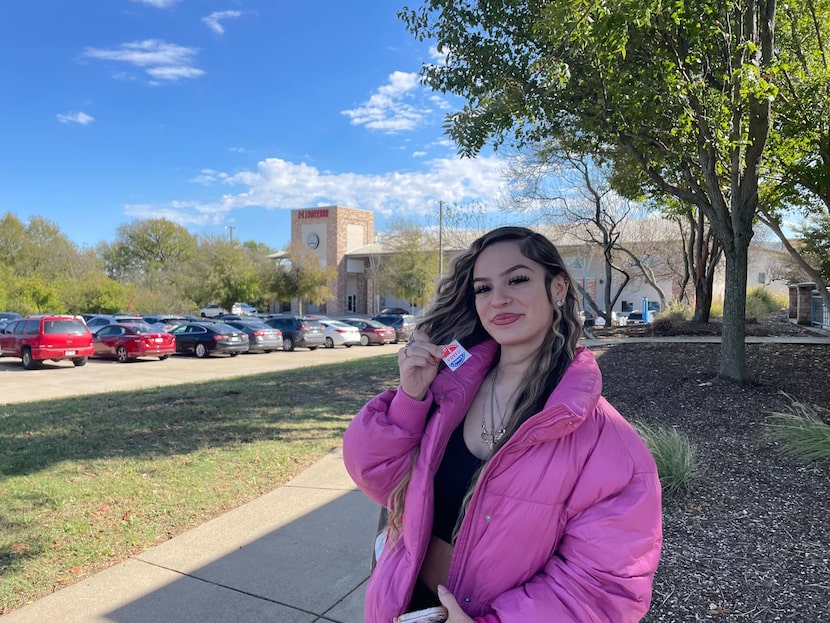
297;209;329;220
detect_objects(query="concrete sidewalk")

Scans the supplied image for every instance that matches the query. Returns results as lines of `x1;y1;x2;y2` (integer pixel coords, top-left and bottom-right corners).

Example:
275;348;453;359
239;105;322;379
3;448;379;623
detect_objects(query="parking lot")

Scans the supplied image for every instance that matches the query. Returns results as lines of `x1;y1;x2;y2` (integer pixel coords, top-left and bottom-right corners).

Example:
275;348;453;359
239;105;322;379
0;343;401;405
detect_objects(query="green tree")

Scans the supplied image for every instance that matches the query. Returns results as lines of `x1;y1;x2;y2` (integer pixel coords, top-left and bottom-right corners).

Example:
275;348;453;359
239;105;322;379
189;236;264;311
758;1;830;311
401;1;778;382
271;242;337;314
240;240;281;312
8;276;63;315
796;215;830;282
382;220;440;310
0;212;114;313
98;218;197;286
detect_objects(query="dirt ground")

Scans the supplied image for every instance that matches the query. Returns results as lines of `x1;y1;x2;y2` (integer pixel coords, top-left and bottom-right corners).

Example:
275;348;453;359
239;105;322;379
586;314;829;621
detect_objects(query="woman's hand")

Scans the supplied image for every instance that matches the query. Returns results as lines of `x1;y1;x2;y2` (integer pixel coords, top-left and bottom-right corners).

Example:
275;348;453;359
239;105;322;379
397;329;444;401
437;585;475;622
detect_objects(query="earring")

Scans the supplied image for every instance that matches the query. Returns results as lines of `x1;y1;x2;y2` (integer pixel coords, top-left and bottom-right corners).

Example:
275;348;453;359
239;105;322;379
555;299;564;307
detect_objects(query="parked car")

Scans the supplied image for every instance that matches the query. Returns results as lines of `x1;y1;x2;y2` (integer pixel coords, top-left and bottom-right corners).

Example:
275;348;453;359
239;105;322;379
92;322;176;362
579;310;596;327
223;319;283;353
142;314;189;333
371;313;416;344
0;315;94;369
169;322;249;358
318;318;361;348
337;317;396;346
626;311;646;325
199;304;227;318
0;312;22;331
264;315;325;351
379;307;411;315
231;302;258;316
86;313;145;333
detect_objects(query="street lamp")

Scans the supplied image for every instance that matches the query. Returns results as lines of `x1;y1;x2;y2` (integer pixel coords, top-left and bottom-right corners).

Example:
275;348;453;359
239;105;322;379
438;200;444;277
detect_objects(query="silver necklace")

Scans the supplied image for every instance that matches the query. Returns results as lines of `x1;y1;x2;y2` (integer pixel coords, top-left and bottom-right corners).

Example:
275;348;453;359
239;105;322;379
481;368;507;448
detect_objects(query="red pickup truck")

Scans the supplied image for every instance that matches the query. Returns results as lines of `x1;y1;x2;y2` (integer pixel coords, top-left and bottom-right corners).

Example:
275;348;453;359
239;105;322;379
0;315;94;369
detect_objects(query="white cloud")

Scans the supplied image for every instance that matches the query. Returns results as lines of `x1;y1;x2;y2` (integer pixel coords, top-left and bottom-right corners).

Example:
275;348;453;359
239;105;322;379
341;71;431;132
81;39;203;83
125;156;509;226
429;45;449;63
129;0;182;7
202;10;243;34
57;111;95;125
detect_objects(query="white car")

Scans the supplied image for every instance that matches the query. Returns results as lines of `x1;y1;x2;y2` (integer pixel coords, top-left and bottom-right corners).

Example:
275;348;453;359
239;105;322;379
318;318;361;348
199;304;227;318
231;302;258;316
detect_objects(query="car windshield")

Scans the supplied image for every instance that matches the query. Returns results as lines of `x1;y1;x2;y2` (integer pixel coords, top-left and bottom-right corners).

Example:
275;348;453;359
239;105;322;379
364;319;386;328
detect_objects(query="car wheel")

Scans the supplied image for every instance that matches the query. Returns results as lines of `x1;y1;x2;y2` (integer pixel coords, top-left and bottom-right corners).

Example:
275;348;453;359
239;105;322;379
325;337;334;349
116;346;129;363
283;337;295;352
21;348;39;370
72;357;88;367
159;354;170;360
230;352;240;357
345;344;352;348
195;343;208;358
360;335;370;346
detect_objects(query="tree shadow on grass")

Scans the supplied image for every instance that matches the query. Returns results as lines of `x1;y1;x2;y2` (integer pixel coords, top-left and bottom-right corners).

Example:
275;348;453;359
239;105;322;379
0;360;399;478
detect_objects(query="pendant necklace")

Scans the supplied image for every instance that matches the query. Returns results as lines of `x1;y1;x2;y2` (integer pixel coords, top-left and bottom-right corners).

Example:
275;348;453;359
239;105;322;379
481;368;507;449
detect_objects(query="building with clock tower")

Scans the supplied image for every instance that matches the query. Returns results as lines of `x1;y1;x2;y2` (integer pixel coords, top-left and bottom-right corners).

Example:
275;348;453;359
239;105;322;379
285;205;378;316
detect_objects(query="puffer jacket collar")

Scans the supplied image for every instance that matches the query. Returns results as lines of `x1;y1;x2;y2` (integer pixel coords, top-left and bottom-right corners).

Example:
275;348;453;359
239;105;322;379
426;339;602;451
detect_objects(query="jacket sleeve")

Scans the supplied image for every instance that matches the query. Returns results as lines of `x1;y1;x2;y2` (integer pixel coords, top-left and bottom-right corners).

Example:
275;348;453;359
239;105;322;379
488;462;663;622
342;386;435;507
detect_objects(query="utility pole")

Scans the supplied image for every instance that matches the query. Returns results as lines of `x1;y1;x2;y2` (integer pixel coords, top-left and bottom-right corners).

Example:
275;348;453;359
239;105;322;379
438;200;444;277
225;225;236;243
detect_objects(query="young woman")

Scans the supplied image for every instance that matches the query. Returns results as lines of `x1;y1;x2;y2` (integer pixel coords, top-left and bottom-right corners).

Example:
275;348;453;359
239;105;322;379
343;227;662;622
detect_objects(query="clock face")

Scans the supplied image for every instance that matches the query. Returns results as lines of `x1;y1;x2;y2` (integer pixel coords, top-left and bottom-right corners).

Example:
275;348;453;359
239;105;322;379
306;233;320;249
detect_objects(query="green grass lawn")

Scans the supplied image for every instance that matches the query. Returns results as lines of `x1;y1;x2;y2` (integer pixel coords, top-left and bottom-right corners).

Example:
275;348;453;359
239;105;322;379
0;355;399;614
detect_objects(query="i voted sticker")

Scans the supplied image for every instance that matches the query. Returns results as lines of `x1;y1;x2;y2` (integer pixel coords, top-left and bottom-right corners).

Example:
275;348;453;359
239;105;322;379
442;339;471;371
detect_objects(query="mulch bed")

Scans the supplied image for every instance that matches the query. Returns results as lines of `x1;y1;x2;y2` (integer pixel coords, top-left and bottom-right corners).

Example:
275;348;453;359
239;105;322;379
585;315;829;621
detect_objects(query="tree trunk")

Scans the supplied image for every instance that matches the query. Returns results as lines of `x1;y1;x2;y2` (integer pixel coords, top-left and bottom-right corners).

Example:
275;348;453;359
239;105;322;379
692;273;714;323
719;241;750;382
688;210;721;323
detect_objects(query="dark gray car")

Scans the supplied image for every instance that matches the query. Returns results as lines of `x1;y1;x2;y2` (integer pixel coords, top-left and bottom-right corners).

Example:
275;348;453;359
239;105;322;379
264;315;325;351
224;319;284;353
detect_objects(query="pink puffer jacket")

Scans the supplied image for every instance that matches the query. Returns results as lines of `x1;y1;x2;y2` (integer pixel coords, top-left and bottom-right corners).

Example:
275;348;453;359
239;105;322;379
343;341;662;623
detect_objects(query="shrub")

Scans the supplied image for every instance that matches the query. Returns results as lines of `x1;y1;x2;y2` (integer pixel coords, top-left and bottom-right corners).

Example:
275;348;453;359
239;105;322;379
661;302;691;322
745;286;788;320
766;396;830;464
709;298;724;318
633;422;698;496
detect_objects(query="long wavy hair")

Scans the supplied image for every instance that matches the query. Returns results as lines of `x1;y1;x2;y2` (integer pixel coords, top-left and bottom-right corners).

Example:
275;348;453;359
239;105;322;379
385;226;583;543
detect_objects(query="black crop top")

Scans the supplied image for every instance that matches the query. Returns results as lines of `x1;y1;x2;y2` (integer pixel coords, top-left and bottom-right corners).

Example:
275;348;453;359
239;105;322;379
432;422;484;542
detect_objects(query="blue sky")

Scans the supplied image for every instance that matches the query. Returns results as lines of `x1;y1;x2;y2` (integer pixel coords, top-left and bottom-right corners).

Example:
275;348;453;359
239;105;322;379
1;0;511;252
